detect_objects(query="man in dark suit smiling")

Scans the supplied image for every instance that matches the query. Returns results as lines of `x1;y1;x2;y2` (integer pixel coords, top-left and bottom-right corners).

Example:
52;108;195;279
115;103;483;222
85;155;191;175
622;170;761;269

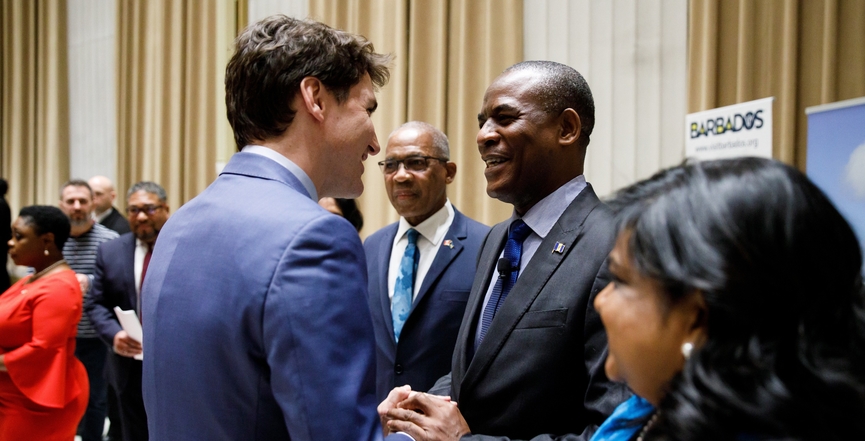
380;61;629;441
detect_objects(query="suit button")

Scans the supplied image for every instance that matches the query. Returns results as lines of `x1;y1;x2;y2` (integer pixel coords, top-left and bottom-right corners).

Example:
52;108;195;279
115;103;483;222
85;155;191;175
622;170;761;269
395;364;404;375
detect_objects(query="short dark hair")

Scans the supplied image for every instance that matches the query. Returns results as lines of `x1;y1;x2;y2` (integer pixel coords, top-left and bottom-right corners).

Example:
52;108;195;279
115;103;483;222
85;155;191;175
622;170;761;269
19;205;71;249
0;178;8;196
504;61;595;149
334;198;363;232
60;179;93;199
608;157;865;440
127;181;167;203
225;15;392;150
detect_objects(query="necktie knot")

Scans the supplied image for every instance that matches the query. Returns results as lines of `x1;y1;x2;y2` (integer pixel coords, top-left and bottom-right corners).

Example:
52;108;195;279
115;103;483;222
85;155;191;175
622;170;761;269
508;219;531;243
406;228;419;245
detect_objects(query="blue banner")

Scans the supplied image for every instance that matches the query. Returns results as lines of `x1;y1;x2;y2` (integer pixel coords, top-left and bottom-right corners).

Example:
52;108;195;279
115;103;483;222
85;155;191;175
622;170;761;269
806;97;865;273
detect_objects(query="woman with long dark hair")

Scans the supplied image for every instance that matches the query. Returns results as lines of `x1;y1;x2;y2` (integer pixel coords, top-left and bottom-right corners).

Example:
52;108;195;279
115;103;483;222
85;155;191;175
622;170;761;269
592;157;865;441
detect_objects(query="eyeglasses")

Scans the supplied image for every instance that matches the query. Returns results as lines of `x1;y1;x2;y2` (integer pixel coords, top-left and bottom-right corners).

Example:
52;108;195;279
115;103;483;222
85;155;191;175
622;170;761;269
378;156;448;174
127;205;164;216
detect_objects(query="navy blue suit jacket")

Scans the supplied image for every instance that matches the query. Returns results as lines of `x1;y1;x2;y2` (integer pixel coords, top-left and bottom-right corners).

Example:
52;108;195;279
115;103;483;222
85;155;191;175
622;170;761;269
85;233;139;391
364;208;489;402
141;152;381;441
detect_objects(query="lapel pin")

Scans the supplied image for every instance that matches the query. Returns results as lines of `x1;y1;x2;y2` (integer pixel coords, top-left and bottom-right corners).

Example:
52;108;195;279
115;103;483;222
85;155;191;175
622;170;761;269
552;242;566;254
443;240;454;249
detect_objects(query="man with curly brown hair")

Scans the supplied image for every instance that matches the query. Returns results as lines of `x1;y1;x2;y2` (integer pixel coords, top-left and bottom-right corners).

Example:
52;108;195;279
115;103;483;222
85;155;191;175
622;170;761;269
141;15;391;441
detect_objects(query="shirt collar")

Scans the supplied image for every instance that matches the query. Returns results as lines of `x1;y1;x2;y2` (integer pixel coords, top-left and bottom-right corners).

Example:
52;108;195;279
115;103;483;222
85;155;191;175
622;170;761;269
515;175;587;239
395;200;453;245
135;238;151;251
241;145;318;200
93;207;112;223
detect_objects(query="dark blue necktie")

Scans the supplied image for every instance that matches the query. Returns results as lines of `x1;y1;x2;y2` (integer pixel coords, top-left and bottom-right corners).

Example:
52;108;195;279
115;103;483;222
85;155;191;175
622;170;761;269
478;219;532;345
392;229;419;342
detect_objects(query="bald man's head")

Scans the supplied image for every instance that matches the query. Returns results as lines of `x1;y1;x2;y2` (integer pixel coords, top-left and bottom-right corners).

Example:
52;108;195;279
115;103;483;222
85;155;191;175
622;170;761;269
88;175;117;214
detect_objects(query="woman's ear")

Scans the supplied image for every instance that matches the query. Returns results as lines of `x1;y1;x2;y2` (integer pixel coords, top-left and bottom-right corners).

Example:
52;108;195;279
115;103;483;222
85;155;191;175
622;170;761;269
684;290;709;350
41;232;56;252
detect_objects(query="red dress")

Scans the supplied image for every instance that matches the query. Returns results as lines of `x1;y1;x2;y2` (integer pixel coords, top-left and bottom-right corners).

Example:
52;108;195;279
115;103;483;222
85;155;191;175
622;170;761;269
0;269;89;440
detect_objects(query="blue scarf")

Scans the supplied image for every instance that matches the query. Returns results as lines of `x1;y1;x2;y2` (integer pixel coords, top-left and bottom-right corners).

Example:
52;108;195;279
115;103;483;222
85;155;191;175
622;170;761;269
590;395;655;441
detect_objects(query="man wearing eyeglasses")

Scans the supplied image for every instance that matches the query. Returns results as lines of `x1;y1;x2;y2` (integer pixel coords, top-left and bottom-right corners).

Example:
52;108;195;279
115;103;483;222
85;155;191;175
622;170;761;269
364;121;489;403
85;181;169;441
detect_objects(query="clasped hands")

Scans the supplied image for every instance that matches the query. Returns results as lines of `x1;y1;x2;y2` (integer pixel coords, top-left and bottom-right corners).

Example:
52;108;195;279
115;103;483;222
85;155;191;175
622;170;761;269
378;385;471;441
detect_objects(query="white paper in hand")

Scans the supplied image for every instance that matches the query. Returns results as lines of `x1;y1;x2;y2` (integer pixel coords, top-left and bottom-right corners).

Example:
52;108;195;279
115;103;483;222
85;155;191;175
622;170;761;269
114;307;144;360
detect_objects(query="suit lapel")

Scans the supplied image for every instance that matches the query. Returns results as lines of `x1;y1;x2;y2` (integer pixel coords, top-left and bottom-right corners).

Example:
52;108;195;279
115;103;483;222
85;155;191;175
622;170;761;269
378;225;398;342
410;210;468;316
460;185;603;391
453;221;507;390
122;234;138;311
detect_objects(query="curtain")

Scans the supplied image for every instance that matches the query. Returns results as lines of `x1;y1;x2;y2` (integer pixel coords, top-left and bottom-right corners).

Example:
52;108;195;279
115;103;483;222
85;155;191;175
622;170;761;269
523;0;688;198
689;0;865;169
116;0;236;208
0;0;69;213
309;0;522;236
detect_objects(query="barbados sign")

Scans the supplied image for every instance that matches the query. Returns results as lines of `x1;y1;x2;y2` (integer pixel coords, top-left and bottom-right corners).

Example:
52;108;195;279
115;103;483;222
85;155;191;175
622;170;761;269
685;97;774;160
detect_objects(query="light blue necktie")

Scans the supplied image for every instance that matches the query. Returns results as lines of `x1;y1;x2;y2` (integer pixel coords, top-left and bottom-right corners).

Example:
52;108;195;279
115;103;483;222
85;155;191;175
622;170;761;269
392;229;419;342
478;219;531;345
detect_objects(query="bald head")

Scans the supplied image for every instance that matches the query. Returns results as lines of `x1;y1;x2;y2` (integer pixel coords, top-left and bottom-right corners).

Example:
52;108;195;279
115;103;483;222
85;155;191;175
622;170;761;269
390;121;450;159
88;175;117;214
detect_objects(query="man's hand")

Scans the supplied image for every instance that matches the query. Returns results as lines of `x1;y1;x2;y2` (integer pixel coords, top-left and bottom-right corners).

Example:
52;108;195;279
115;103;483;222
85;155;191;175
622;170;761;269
75;273;90;293
385;391;469;441
379;385;414;436
113;330;143;358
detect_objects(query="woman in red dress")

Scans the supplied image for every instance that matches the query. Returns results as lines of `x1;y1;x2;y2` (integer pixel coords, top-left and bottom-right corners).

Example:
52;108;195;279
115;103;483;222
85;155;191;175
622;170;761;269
0;205;89;440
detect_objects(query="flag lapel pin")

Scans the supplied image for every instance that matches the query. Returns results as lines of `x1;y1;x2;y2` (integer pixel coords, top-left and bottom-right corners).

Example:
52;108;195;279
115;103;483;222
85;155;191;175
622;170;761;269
552;242;566;254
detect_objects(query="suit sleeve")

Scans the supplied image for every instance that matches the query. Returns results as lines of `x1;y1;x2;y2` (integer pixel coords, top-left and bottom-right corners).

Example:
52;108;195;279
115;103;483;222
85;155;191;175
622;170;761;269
263;214;381;441
84;244;124;348
427;372;452;396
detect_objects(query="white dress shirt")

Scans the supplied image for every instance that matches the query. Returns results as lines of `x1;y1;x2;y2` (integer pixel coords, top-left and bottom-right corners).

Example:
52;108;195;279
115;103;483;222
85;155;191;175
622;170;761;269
134;238;151;315
387;200;456;305
241;145;318;201
93;207;113;223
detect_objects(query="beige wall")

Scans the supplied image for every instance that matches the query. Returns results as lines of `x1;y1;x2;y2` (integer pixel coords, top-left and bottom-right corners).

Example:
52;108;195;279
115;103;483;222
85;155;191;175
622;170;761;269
524;0;689;199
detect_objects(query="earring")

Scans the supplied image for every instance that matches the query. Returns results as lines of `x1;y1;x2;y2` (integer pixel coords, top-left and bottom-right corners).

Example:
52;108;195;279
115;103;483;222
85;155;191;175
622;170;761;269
681;342;694;359
44;249;49;256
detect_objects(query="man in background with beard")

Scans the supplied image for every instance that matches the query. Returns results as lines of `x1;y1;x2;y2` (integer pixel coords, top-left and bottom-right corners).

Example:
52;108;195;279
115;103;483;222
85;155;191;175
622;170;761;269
59;179;119;441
